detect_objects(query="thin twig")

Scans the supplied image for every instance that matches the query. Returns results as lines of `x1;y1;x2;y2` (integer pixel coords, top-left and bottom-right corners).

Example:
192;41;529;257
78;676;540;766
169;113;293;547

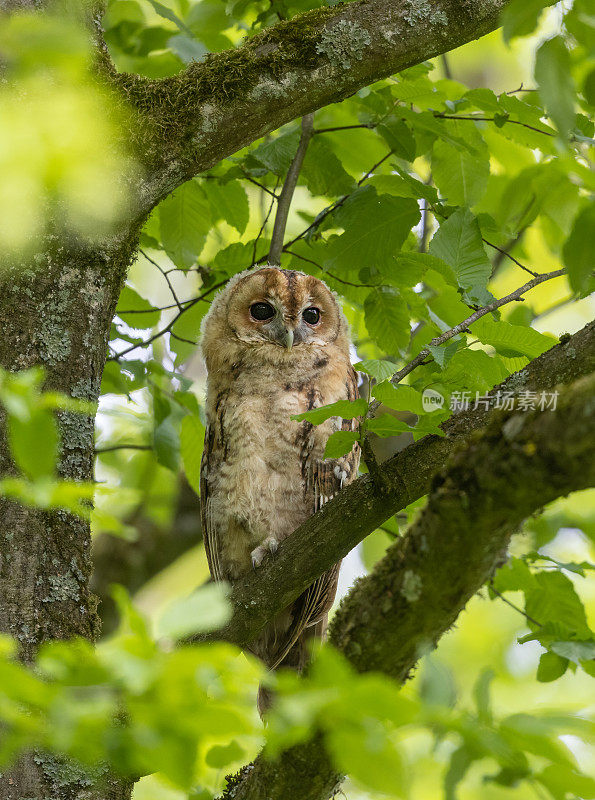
433;113;555;137
314;123;374;134
484;238;537;277
369;269;565;392
140;249;183;311
269;114;315;265
252;181;278;266
95;444;152;454
284;249;379;288
108;279;228;361
239;169;279;199
283;149;393;252
489;582;542;627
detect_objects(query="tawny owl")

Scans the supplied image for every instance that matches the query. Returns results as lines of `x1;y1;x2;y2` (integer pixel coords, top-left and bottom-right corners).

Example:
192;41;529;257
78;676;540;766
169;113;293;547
199;266;360;712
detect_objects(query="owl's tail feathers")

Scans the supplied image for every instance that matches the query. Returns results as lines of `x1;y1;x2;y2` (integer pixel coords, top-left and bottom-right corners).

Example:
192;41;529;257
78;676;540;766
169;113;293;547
256;618;327;719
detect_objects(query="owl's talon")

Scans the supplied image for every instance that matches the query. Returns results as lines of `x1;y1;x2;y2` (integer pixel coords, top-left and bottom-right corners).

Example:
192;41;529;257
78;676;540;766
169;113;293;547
251;537;279;568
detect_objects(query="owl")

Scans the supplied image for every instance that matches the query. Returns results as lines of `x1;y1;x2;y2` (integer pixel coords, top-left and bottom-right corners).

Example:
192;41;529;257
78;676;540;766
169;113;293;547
200;266;360;712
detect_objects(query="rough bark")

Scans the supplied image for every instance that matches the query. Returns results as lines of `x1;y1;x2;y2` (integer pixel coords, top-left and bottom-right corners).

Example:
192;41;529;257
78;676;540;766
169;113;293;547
194;322;595;651
221;372;595;800
104;0;510;205
0;238;137;798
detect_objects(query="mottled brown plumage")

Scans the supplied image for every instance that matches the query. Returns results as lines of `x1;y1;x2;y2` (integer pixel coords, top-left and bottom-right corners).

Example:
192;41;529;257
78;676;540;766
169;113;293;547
200;266;360;712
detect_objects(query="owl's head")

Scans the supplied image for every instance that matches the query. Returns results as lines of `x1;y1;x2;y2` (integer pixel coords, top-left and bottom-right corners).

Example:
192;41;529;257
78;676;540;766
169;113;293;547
201;266;350;369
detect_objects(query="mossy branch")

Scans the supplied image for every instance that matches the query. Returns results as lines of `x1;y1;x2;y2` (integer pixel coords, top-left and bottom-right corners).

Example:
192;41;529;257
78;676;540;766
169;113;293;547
194;321;594;652
107;0;510;200
219;367;595;800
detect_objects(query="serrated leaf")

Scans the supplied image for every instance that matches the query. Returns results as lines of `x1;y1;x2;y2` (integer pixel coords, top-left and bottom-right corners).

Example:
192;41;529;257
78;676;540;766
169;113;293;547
381;252;457;288
432;120;489;207
470;318;555;359
292;398;367;426
324;430;359;458
354;359;399;382
159;180;211;269
252;129;300;175
525;572;592;638
372;382;425;414
534;36;577;139
563;204;595;295
364;287;410;355
204;180;249;235
325;187;420;271
301;137;355;197
180;414;204;494
377;117;416;160
146;0;193;34
550;639;595;664
429;208;491;293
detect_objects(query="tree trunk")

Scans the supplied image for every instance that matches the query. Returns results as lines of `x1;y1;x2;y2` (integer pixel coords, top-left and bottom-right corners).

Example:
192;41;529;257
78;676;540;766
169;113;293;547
0;238;137;799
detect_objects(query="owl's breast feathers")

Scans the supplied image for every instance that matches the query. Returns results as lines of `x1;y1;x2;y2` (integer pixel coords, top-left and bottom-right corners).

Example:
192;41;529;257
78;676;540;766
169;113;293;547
200;353;359;577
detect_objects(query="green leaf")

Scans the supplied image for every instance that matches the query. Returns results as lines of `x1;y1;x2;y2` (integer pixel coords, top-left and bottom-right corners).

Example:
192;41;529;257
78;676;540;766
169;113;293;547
154;415;180;472
372;382;426;414
364;287;410;354
525;572;592;638
470;318;555;359
301;137;355;197
325;187;420;271
354;359;399;382
204;180;249;235
180;414;205;495
534;36;577;139
563;204;595;295
550;639;595;665
537;765;595;800
252;129;300;175
445;745;474;800
441;349;509;394
167;34;208;64
536;651;569;682
205;740;245;769
376;118;416;160
432;120;489;207
501;0;557;42
9;409;58;480
429;208;491;294
157;582;231;638
324;430;359;458
473;668;494;723
116;284;161;328
145;0;193;35
326;724;406;797
159;180;211;268
380;252;457;288
291;398;367;426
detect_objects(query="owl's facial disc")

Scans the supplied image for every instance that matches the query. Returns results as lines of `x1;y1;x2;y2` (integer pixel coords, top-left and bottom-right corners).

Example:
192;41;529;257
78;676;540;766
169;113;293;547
226;267;341;352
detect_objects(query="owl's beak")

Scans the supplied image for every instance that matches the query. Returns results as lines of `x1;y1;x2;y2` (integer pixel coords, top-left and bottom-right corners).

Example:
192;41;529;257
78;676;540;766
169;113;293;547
282;329;294;350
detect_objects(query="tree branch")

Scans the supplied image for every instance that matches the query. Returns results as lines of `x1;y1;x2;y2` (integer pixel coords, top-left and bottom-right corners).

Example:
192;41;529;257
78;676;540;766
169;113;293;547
106;0;510;200
269;113;314;265
220;369;595;800
195;321;594;652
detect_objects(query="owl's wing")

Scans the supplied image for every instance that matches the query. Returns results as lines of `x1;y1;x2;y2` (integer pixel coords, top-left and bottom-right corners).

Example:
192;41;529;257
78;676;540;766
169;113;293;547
200;424;224;582
269;368;361;670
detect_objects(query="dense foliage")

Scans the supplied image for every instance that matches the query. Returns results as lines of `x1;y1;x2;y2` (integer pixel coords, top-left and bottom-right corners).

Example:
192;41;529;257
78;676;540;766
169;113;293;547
0;0;593;798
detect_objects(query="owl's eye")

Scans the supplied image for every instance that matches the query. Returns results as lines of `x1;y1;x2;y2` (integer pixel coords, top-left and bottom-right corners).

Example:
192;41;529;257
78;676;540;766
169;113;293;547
250;302;275;321
302;307;321;325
